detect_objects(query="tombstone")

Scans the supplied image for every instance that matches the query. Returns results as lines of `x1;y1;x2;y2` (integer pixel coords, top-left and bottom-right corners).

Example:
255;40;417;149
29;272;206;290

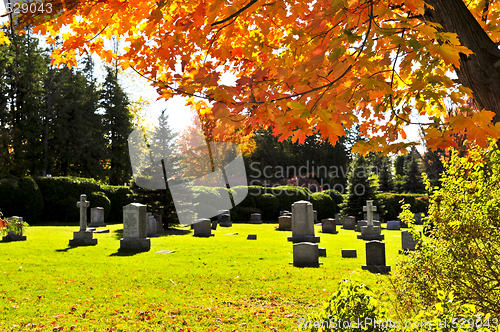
291;242;321;267
287;201;320;243
192;219;213;237
283;212;292;217
321;218;337;234
247;234;257;240
2;216;26;242
364;212;380;221
342;249;357;258
280;210;290;216
211;219;218;230
69;194;97;246
387;220;400;230
249;213;262;224
355;220;367;232
361;241;391;273
89;207;106;227
219;214;232;227
342;216;356;230
358;201;384;241
335;213;342;225
119;203;150;251
154;215;165;233
414;213;424;225
318;247;327;257
313;210;317;223
218;210;230;222
147;215;159;237
278;215;292;231
400;230;422;253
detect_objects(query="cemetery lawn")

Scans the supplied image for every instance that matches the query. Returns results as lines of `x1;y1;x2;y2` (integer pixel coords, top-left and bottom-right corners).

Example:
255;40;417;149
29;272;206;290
0;223;417;331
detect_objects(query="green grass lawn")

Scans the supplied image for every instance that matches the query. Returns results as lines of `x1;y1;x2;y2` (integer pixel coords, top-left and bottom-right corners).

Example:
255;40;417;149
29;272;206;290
0;223;419;331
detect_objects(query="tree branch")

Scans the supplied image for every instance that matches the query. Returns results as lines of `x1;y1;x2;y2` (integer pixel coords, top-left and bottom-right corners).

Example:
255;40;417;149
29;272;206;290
211;0;259;27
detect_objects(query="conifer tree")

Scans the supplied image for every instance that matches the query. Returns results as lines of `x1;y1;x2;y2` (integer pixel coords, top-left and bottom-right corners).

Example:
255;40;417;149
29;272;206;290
378;157;394;192
342;154;380;220
130;111;184;228
101;66;133;185
402;151;426;193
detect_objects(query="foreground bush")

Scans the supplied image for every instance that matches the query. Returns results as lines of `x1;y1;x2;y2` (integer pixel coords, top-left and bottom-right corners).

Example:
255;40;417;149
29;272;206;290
305;279;493;332
394;143;500;316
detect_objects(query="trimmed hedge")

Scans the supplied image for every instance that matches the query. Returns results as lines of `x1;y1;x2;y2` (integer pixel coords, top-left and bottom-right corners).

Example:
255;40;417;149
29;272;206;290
310;192;336;220
376;193;428;220
33;177;133;224
101;185;134;224
254;193;279;220
34;177;102;223
0;176;44;223
229;206;262;222
264;186;311;212
88;191;111;220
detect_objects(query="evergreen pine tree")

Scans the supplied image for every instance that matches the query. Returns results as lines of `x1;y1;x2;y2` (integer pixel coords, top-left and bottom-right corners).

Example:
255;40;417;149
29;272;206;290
130;111;184;228
378;157;393;192
342;154;381;220
101;66;133;185
402;151;425;193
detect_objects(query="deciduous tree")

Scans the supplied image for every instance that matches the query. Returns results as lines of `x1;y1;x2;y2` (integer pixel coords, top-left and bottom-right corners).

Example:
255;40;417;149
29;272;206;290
9;0;500;152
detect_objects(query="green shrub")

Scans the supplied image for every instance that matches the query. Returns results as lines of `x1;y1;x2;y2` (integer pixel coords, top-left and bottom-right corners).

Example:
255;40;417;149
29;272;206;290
88;191;111;220
304;279;386;331
307;279;491;332
0;177;44;223
376;193;428;220
310;192;336;220
264;186;310;212
233;185;263;208
101;185;133;224
34;176;102;223
254;193;279;220
322;189;343;206
230;206;262;222
394;144;500;316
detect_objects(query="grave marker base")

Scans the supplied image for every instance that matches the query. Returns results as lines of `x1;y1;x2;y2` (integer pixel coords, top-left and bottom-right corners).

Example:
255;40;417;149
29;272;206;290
119;238;151;252
69;230;97;246
361;265;391;274
342;249;357;258
287;235;320;243
2;234;26;242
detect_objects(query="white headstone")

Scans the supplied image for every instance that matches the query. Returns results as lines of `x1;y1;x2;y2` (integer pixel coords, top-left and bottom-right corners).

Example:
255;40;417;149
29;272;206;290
292;242;321;267
147;216;158;236
76;194;90;231
288;201;320;243
123;203;147;238
89;207;105;227
292;201;314;237
193;218;212;237
363;200;377;227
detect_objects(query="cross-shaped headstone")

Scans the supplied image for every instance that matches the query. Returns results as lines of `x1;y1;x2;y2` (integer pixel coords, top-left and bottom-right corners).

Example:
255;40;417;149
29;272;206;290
77;194;90;231
363;200;377;227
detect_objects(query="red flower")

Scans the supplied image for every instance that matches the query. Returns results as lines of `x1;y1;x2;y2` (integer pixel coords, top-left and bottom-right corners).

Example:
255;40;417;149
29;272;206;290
0;218;6;229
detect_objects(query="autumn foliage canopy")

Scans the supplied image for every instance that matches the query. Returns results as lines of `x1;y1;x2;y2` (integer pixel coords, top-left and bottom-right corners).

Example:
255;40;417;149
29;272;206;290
4;0;500;153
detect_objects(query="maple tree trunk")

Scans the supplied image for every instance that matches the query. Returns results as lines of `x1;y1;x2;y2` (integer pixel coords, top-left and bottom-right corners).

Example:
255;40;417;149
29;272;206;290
425;0;500;122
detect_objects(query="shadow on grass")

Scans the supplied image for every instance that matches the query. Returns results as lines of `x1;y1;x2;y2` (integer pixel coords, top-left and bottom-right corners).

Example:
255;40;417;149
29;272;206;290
109;250;144;257
112;227;191;240
55;246;77;252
